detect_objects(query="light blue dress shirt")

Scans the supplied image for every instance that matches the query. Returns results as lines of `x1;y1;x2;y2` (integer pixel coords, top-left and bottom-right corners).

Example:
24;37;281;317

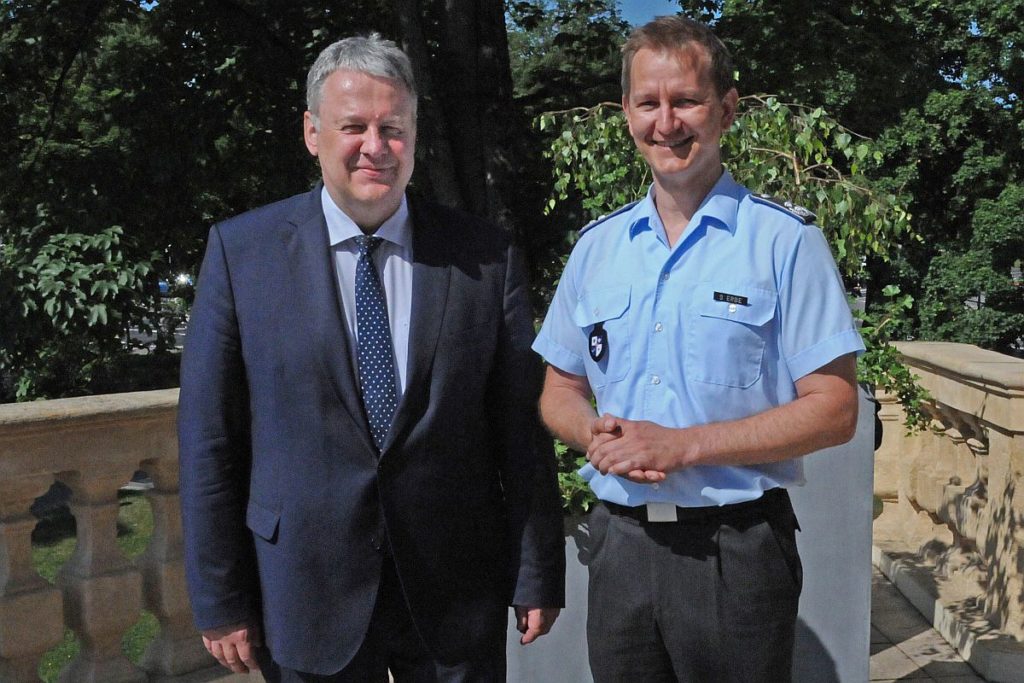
322;187;413;397
532;170;865;507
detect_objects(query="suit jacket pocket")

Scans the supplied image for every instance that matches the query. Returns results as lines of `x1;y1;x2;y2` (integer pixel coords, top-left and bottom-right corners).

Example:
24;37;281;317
246;499;280;543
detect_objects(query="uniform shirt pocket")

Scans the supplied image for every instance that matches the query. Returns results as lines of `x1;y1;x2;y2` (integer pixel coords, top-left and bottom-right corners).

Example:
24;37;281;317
687;284;777;388
573;286;631;388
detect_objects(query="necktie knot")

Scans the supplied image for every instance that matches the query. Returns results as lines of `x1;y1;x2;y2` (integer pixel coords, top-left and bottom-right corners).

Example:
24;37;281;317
354;235;384;258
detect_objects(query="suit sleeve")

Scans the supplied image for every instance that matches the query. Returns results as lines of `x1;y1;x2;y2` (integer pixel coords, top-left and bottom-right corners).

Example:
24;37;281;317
488;243;566;608
177;225;260;630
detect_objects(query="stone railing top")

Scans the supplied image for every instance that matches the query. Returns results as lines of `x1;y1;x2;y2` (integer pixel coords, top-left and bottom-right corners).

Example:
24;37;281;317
894;341;1024;432
894;341;1024;392
0;388;179;435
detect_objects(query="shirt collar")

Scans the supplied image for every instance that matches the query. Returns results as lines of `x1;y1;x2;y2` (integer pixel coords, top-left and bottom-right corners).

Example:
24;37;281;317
627;168;743;241
322;186;412;250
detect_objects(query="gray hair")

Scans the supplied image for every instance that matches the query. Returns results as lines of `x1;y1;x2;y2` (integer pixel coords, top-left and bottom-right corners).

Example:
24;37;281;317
306;33;417;123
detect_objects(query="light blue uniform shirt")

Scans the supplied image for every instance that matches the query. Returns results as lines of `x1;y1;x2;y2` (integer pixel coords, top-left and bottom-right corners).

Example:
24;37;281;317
532;170;865;507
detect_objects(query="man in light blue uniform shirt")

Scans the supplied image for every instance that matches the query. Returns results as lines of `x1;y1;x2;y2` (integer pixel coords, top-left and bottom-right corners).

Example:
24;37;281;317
533;16;863;682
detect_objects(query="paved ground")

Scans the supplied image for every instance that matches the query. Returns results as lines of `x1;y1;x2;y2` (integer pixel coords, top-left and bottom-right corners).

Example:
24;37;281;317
871;567;985;681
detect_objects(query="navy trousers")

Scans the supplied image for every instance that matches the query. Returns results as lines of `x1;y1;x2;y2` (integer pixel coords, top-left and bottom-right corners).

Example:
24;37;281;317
257;557;507;683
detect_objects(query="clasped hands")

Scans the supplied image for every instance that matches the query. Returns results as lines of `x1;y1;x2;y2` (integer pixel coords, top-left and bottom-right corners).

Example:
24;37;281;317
587;414;684;483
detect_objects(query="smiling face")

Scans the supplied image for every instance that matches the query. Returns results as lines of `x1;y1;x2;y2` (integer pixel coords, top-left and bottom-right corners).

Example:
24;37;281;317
622;45;737;202
303;68;416;232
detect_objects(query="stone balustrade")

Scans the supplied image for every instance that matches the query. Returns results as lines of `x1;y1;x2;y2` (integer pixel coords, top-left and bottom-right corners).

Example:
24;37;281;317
0;389;222;682
4;342;1024;680
873;341;1024;681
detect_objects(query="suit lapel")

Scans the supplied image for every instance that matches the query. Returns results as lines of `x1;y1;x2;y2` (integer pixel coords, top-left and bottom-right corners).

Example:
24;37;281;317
284;185;375;451
383;198;451;453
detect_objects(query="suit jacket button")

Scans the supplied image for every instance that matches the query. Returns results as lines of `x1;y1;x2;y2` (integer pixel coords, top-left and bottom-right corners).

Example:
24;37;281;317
370;536;381;551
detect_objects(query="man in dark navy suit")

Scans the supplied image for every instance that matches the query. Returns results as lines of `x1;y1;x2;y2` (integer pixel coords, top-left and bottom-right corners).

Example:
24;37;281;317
178;34;563;682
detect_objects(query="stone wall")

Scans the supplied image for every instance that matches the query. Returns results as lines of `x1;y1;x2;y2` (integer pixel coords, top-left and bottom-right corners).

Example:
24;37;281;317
873;341;1024;681
5;341;1023;680
0;389;228;682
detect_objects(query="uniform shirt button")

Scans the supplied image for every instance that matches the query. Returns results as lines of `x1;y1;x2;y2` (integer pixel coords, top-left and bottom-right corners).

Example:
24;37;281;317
651;375;661;385
728;303;738;313
661;273;670;282
653;483;660;490
654;322;663;332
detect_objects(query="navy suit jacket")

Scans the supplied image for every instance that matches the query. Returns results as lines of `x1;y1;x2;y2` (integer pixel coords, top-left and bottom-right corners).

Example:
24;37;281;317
178;186;565;675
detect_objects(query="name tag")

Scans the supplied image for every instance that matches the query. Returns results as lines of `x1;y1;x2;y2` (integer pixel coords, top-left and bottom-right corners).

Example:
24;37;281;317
646;502;678;522
714;291;749;306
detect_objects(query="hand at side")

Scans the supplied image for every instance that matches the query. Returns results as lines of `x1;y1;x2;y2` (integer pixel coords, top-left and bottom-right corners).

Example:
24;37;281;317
202;622;262;674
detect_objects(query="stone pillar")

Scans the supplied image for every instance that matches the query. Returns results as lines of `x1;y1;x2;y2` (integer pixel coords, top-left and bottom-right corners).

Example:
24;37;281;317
897;417;953;547
873;390;902;502
982;430;1024;638
57;470;146;683
137;455;212;676
0;476;65;682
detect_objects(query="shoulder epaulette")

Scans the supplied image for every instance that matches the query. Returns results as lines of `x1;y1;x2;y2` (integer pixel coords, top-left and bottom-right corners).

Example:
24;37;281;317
578;200;641;236
750;194;817;225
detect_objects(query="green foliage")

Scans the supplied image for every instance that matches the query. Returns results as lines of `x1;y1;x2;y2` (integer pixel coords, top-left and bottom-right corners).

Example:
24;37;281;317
507;0;629;115
1;224;156;400
855;285;932;431
555;440;597;515
538;105;648;221
725;96;913;277
0;0;386;401
917;185;1024;353
540;97;915;278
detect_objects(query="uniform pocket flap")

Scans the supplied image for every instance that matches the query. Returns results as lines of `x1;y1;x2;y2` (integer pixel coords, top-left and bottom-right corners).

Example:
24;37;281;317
696;285;776;327
246;499;280;542
573;286;631;327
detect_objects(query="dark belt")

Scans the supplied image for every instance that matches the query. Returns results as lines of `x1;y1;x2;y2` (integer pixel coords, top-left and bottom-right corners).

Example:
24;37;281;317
603;487;790;523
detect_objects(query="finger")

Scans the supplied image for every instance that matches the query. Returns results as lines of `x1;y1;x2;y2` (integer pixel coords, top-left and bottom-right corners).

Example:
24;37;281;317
607;456;640;476
208;639;229;669
517;613;528;634
625;469;649;483
521;612;553;645
237;640;261;672
591;414;618;435
221;643;250;674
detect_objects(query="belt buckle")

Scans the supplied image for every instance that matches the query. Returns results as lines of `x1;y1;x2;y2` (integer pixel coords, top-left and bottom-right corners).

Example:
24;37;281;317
645;502;678;522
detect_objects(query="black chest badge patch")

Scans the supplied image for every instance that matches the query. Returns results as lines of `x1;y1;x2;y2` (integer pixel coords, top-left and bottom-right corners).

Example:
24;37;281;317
714;291;749;306
589;323;608;362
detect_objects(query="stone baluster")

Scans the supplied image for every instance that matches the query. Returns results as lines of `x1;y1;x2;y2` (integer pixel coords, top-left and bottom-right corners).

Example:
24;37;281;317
898;410;953;547
57;469;146;683
872;390;903;503
0;476;65;682
137;454;213;676
983;430;1024;634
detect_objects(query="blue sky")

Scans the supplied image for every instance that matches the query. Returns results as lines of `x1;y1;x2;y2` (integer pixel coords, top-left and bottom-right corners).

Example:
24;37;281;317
618;0;681;26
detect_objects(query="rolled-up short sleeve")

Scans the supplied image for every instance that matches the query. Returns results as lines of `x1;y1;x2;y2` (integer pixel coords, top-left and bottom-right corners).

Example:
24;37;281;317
778;226;865;380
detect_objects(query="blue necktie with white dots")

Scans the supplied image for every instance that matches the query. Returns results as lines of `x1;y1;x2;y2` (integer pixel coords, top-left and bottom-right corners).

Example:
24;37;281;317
354;235;398;452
